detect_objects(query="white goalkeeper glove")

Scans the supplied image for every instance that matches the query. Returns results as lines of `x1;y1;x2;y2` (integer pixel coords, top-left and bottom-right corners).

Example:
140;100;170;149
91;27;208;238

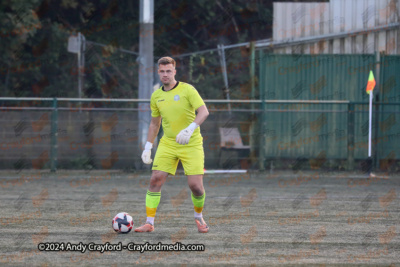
141;141;153;164
176;122;198;145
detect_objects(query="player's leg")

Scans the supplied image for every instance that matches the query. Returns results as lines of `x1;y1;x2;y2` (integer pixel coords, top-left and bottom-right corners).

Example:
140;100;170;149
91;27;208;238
135;170;169;232
147;170;169;222
135;139;179;232
187;175;209;233
179;143;209;233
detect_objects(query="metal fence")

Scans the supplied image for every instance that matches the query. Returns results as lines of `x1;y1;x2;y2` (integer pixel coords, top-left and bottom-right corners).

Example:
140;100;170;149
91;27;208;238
258;53;400;172
1;97;398;173
0;98;256;172
1;52;399;173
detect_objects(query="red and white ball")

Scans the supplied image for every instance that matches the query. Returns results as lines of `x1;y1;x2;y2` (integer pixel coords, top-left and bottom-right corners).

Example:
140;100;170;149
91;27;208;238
112;212;134;233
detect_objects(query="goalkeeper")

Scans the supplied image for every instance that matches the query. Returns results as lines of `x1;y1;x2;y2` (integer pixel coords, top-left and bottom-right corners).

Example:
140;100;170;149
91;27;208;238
135;56;210;233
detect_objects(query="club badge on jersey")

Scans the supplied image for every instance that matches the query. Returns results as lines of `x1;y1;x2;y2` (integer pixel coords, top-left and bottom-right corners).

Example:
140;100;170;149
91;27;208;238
174;95;180;101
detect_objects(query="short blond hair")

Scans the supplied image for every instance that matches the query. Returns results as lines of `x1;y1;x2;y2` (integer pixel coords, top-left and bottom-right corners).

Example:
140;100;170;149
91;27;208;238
158;57;176;68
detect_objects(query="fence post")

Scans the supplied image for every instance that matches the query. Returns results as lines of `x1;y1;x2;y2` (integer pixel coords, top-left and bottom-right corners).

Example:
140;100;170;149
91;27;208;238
50;98;58;172
374;51;381;171
217;44;231;114
250;41;256;114
347;102;355;170
259;50;265;171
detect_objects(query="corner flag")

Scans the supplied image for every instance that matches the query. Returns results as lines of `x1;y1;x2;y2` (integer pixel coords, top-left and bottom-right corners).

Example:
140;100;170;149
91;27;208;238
366;70;375;174
366;70;376;94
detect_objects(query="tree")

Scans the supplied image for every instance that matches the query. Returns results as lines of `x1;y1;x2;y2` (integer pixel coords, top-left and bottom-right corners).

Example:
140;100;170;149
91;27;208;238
0;0;275;99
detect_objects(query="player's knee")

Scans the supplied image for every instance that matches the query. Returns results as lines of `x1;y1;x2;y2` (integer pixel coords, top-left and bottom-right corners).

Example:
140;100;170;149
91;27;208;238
149;172;166;189
189;184;204;196
149;179;162;191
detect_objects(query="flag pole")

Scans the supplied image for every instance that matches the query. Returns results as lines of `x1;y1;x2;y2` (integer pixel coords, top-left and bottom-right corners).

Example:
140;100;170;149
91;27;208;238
365;70;376;176
366;89;373;176
368;90;372;157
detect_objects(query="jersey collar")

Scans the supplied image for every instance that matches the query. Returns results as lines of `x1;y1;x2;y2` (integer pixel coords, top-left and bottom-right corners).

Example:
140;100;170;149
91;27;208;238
162;81;179;92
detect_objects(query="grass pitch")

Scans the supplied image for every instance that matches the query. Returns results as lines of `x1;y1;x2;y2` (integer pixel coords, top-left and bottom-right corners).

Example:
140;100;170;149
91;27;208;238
0;170;399;266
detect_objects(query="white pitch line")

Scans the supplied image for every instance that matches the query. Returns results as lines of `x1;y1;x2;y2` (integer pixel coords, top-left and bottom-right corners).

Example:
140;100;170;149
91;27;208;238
204;170;247;174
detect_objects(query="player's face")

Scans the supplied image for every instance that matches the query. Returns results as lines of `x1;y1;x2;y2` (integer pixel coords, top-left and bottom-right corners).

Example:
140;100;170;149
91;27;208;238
158;64;176;85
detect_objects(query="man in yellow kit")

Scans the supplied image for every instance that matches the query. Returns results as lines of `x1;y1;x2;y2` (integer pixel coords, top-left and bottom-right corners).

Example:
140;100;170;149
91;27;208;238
135;56;210;233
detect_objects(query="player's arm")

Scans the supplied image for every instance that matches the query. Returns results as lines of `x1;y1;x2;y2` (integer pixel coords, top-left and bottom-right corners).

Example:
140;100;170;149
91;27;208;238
141;89;162;165
141;116;161;164
176;105;209;145
176;86;208;145
147;116;162;144
193;105;209;126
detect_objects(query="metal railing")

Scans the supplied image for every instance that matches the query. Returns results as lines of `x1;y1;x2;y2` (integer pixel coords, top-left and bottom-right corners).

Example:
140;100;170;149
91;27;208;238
1;97;399;172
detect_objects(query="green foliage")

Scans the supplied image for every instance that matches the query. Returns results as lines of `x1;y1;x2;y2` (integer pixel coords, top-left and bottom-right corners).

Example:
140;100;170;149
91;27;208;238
0;0;273;99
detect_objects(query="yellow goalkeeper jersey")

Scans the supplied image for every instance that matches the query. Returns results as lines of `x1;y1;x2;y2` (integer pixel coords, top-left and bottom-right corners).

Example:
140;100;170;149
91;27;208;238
150;81;205;144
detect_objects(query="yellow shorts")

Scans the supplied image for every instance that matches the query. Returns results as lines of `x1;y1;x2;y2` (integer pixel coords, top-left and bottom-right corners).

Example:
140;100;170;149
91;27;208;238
152;137;204;175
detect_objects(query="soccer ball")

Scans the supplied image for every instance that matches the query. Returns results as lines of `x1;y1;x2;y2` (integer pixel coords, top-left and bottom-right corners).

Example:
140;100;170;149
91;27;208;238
112;212;134;233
